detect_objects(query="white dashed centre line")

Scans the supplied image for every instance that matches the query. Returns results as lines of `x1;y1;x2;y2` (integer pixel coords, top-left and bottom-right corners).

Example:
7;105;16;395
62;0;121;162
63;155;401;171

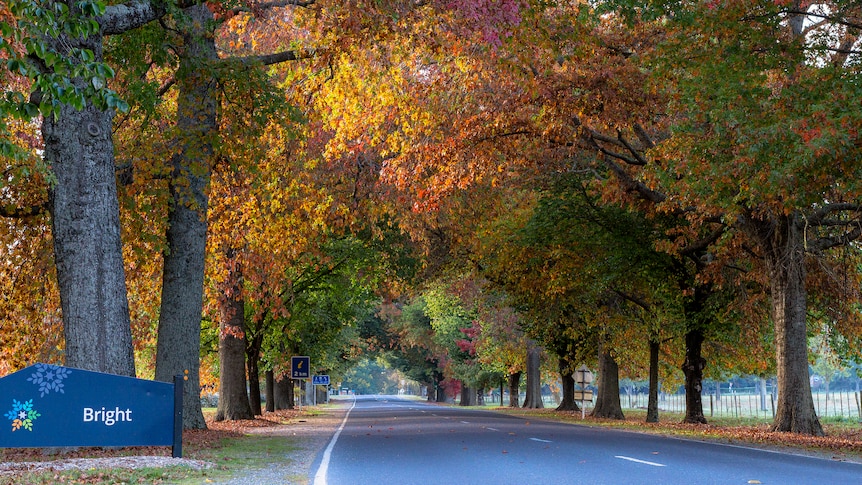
529;438;552;443
615;456;666;467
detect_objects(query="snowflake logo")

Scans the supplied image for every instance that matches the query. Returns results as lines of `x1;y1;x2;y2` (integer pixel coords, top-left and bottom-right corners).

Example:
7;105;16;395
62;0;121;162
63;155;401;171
4;399;40;432
27;363;71;397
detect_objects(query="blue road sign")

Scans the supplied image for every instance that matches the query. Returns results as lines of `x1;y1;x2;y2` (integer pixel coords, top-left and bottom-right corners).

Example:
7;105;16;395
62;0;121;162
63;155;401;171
0;363;183;456
291;356;311;379
312;375;330;386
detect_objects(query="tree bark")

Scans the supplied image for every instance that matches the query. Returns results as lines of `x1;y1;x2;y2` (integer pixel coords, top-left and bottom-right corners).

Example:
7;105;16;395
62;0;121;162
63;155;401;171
682;328;707;424
274;375;295;409
508;371;521;407
43;35;135;377
265;369;275;412
154;3;218;430
214;250;253;421
745;213;823;435
247;329;265;415
459;385;476;406
556;358;580;412
646;339;660;423
522;344;544;409
247;354;262;416
591;349;624;419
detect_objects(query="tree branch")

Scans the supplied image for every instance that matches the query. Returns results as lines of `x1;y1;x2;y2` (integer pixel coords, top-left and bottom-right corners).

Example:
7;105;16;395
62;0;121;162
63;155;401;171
808;226;862;253
101;0;167;36
233;48;317;67
807;203;861;226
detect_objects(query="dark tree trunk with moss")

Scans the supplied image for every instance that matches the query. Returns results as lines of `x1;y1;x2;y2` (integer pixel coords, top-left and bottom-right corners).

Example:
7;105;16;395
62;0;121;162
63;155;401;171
647;339;660;423
154;3;217;430
591;349;624;419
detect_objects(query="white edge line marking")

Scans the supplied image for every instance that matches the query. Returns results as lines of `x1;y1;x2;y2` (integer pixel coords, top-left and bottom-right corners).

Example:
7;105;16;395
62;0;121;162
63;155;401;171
313;395;356;485
615;455;666;467
529;437;552;443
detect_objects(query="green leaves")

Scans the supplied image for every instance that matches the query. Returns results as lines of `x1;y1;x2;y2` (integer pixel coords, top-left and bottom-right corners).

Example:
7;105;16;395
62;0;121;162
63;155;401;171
0;0;129;126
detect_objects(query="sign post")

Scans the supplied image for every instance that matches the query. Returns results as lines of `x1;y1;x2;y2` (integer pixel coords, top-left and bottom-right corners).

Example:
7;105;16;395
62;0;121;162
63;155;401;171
0;363;183;456
312;375;330;405
291;357;310;411
576;365;593;420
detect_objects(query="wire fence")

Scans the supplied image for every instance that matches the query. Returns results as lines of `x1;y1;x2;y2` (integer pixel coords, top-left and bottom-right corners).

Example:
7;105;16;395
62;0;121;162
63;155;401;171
620;390;862;420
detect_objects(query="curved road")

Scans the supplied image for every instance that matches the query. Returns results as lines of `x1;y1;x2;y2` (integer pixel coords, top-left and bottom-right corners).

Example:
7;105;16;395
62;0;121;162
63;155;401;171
311;395;861;485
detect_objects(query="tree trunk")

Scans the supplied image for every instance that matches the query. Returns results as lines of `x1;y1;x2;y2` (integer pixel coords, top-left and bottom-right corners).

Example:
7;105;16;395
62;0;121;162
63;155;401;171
591;349;624;419
746;213;823;435
247;330;265;415
508;372;521;407
274;375;294;409
214;250;253;421
435;372;447;402
522;344;544;409
265;369;275;412
43;30;135;377
247;356;262;416
460;385;476;406
154;3;218;430
682;328;707;424
556;358;580;412
646;339;660;423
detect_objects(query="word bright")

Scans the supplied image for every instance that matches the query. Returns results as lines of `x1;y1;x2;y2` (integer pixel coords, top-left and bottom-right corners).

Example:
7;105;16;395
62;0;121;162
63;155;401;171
83;407;133;426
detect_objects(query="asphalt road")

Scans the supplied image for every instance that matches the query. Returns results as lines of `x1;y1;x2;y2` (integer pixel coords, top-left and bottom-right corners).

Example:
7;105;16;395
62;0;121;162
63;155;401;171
311;395;862;485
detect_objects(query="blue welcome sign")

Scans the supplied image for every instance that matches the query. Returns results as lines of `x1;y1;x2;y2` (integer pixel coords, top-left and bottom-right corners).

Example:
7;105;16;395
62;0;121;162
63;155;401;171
0;363;183;457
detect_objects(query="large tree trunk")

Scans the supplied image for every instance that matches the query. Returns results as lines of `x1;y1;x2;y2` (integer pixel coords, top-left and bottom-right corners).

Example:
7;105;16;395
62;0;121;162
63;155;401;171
522;344;544;409
682;328;707;424
646;339;660;423
508;372;521;407
747;213;822;435
556;358;580;412
459;385;476;406
214;250;253;421
591;349;624;419
274;375;294;409
43;32;135;377
42;0;166;379
153;3;217;430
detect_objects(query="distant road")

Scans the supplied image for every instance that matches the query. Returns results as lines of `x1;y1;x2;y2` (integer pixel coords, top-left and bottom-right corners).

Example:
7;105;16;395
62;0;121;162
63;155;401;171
312;395;862;485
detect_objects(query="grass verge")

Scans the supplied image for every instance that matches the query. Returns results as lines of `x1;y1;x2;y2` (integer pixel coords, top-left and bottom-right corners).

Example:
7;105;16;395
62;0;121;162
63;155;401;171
0;408;309;485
